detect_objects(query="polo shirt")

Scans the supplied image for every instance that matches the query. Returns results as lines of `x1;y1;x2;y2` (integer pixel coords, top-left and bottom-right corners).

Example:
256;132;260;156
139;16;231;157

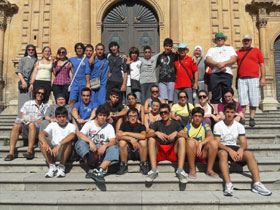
236;48;264;78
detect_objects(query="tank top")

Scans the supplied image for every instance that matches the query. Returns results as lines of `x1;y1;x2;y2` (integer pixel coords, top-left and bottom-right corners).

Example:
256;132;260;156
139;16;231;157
200;103;212;115
35;61;52;81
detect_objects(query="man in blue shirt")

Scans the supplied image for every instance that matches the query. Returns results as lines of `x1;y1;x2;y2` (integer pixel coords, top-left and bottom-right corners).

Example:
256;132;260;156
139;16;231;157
86;43;109;106
69;43;91;106
72;87;98;130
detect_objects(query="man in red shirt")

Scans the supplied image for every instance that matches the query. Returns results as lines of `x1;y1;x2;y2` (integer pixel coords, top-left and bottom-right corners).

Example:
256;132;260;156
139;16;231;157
236;34;266;127
173;43;198;104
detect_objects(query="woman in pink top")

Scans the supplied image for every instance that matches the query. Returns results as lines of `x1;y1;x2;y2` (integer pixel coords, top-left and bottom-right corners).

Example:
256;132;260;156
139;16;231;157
52;47;73;103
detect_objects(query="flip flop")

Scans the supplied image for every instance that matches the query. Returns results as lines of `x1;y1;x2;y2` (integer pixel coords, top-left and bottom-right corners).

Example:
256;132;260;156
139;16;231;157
206;171;219;178
188;173;197;179
23;152;34;160
4;154;14;161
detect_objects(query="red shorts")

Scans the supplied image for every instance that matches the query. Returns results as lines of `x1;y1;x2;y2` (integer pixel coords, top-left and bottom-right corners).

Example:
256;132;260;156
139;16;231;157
156;142;177;162
196;153;207;164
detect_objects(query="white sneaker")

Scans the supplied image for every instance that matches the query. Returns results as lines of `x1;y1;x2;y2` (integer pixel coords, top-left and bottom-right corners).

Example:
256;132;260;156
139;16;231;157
56;164;66;178
176;169;188;184
252;182;272;196
145;169;159;182
45;164;57;178
224;182;233;196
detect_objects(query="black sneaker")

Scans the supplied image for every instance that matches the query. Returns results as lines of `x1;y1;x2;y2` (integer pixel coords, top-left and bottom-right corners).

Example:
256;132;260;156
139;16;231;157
140;162;149;175
116;162;128;175
89;168;105;183
249;118;256;127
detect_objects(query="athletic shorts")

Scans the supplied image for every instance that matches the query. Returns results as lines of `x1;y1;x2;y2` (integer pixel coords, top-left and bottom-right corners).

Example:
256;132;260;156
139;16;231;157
219;145;247;166
156;142;177;162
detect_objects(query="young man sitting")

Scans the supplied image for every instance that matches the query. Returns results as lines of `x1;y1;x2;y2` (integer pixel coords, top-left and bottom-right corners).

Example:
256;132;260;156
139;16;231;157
72;87;97;130
104;88;127;130
75;104;119;182
146;104;187;183
39;106;76;178
116;108;148;175
214;103;272;196
179;107;218;178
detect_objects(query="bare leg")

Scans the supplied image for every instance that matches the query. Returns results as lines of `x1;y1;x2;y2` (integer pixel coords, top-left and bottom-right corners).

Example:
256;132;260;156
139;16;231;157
218;150;231;183
242;151;260;182
249;106;257;119
205;140;218;173
148;137;158;169
60;142;72;165
213;104;218;115
138;139;148;162
9;123;22;155
186;139;197;174
241;106;246;115
119;140;128;164
39;144;55;164
99;160;111;170
27;123;37;153
175;137;186;169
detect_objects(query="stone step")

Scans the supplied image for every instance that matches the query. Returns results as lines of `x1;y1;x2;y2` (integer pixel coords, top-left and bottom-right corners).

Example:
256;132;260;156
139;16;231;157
0;190;279;209
0;157;279;173
0;171;279;192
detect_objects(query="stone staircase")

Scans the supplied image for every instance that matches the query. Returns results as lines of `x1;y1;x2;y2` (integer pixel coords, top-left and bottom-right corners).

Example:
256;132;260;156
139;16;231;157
0;112;280;209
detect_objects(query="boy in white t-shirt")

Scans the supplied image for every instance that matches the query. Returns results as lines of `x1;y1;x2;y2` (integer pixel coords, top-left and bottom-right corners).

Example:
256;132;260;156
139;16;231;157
75;104;119;183
214;103;271;196
39;106;76;178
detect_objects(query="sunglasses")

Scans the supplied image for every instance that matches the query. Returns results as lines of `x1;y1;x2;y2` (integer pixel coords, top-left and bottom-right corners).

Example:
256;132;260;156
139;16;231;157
198;95;207;99
37;92;45;95
128;115;138;118
160;111;169;115
151;91;159;94
27;49;35;51
179;96;187;99
59;51;66;54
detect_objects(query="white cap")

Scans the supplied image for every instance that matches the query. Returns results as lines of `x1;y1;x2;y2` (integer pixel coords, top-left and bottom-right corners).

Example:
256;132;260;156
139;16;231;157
242;34;252;40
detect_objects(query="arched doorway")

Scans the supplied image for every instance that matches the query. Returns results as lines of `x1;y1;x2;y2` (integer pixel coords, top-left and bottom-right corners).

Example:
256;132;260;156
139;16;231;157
102;0;160;56
274;36;280;102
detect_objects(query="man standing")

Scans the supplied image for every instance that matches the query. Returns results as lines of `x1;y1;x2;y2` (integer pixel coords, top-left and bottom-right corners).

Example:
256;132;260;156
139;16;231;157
146;104;187;183
86;43;109;106
69;43;90;106
236;34;266;127
214;103;272;196
157;38;177;107
106;41;128;103
4;88;49;161
173;43;198;104
205;33;237;112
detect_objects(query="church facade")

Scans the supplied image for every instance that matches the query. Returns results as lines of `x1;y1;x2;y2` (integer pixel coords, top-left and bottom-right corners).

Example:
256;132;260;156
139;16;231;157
0;0;280;113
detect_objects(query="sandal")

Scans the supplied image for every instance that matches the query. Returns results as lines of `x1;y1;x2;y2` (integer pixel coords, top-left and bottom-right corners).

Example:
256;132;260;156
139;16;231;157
206;171;219;178
4;154;14;161
188;173;197;179
23;152;34;160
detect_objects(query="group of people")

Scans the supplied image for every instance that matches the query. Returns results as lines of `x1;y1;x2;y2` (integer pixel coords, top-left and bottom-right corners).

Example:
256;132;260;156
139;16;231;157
3;32;271;197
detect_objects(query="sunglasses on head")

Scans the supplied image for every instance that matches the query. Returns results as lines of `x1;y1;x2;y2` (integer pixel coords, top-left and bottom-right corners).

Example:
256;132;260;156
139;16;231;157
198;95;207;99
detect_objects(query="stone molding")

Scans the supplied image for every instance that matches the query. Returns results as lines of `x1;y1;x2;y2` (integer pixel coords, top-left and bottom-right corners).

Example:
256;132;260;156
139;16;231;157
0;0;18;31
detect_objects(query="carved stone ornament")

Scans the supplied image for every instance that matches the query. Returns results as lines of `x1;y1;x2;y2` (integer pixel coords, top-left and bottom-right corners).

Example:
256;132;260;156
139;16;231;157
0;0;18;31
258;18;268;27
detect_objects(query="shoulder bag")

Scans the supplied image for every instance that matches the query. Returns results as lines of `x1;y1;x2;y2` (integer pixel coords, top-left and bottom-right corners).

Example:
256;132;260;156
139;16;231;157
235;48;253;89
90;59;106;90
179;59;194;87
55;60;69;76
68;57;86;92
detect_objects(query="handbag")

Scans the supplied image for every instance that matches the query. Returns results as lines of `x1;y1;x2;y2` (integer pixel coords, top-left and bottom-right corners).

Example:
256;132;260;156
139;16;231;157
131;79;141;91
18;78;30;91
179;59;194;87
90;59;106;90
68;57;86;92
235;47;253;89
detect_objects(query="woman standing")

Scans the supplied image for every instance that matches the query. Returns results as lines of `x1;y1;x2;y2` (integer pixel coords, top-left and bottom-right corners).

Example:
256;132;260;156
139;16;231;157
29;46;53;103
52;47;72;102
16;44;38;116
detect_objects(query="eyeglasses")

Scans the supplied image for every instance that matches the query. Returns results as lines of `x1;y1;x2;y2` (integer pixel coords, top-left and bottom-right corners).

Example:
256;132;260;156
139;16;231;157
128;115;138;118
27;49;34;51
179;96;187;99
198;95;207;99
160;111;169;116
37;92;45;95
59;51;66;54
111;46;118;49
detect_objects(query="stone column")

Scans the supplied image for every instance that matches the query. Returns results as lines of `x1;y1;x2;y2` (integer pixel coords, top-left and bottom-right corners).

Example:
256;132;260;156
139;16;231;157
0;10;7;82
169;0;179;45
258;18;279;110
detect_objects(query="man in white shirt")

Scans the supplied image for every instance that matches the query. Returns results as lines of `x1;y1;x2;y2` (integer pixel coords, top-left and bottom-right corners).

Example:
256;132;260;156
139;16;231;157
205;33;237;113
4;88;49;161
214;103;272;196
39;106;76;178
75;104;119;183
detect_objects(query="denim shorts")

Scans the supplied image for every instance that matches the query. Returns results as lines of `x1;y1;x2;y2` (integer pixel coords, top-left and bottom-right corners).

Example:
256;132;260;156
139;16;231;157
75;140;119;163
159;82;175;102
